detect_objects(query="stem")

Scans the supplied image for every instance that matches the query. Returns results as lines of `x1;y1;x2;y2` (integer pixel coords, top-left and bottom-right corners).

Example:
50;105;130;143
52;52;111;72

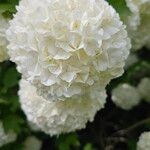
114;117;150;136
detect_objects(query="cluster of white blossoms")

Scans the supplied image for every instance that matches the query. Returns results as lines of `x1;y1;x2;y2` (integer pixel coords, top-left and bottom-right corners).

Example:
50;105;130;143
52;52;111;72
112;84;141;110
0;121;17;147
125;0;150;50
128;13;150;50
137;132;150;150
138;78;150;102
19;79;106;135
0;13;9;62
23;136;42;150
7;0;130;101
112;77;150;110
125;0;150;28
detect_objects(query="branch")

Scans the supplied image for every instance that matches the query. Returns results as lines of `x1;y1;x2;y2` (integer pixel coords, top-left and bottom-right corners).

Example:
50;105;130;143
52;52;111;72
113;117;150;136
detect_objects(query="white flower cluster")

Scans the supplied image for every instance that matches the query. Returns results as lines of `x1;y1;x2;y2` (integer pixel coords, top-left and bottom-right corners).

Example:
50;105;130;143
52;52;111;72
0;121;17;147
7;0;130;101
112;84;141;110
112;77;150;110
125;0;150;28
137;132;150;150
138;78;150;102
0;13;9;62
129;14;150;50
19;79;106;136
23;136;42;150
125;0;150;50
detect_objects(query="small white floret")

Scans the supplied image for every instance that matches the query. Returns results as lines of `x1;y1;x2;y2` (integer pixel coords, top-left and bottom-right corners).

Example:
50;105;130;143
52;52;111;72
112;84;141;110
137;132;150;150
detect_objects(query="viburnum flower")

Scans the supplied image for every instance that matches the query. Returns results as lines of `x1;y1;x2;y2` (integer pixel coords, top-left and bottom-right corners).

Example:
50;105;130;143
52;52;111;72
0;121;17;147
23;136;42;150
125;0;150;50
128;14;150;50
0;13;9;62
137;132;150;150
112;84;141;110
138;78;150;102
7;0;130;101
125;0;150;29
19;79;106;136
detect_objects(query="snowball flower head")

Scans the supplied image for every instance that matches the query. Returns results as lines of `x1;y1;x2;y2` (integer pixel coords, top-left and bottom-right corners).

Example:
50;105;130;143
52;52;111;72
138;78;150;102
7;0;130;101
19;79;106;136
23;136;42;150
137;132;150;150
0;121;17;147
112;84;141;110
128;14;150;50
125;0;150;50
0;13;9;62
125;0;150;29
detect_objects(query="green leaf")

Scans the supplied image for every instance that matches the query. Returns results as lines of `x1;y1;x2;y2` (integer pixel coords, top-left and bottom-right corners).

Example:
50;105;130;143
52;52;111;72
107;0;131;19
0;87;8;94
6;0;19;5
0;4;16;12
3;67;19;88
57;133;80;150
9;96;20;112
0;142;24;150
3;115;24;134
0;98;9;105
83;143;94;150
127;139;137;150
144;121;150;129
